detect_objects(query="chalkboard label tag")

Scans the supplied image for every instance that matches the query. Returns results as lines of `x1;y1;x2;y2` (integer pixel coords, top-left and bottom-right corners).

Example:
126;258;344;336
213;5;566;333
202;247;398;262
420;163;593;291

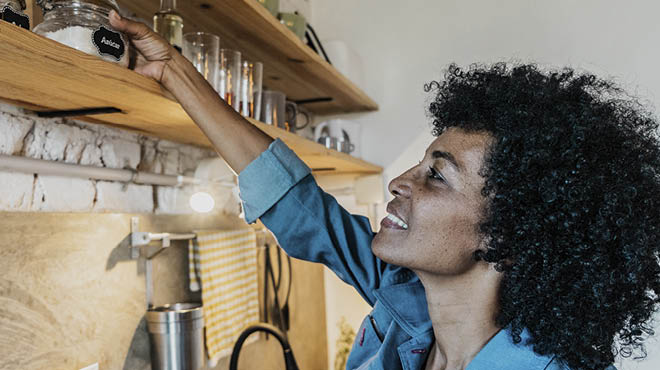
92;26;125;61
1;6;30;30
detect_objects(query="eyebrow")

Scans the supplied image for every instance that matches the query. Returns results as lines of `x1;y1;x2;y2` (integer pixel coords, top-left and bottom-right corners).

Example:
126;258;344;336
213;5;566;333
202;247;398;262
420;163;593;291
431;150;461;172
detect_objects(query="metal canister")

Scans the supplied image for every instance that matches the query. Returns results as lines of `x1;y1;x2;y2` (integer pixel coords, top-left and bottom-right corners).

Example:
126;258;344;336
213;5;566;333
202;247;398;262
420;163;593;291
146;303;205;370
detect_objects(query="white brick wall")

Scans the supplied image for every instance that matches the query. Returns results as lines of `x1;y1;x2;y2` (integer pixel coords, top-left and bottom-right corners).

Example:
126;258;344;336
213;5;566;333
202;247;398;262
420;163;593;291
0;103;240;215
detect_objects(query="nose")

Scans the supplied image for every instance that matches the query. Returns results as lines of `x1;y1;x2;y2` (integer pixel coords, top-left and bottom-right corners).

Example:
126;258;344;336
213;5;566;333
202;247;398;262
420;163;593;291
388;169;414;199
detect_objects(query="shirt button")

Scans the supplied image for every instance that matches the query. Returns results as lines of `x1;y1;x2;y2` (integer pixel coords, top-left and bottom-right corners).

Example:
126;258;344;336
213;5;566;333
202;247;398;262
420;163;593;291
411;349;427;354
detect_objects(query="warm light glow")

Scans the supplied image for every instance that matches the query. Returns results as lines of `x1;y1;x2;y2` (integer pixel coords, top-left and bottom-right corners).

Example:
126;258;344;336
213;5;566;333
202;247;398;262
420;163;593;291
190;191;215;213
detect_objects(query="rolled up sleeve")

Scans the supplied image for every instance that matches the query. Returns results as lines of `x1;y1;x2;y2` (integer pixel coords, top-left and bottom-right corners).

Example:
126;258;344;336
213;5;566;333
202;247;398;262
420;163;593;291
237;139;311;224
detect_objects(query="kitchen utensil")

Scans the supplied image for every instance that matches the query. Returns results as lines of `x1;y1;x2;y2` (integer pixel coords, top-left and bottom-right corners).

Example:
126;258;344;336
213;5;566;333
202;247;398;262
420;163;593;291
146;303;205;370
336;130;355;154
314;119;361;157
182;32;220;90
239;60;263;119
284;102;311;134
218;49;241;111
317;136;337;150
293;105;315;140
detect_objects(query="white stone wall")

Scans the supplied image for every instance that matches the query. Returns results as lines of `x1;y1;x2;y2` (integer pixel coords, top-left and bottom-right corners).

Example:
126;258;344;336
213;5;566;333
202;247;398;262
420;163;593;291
0;102;239;214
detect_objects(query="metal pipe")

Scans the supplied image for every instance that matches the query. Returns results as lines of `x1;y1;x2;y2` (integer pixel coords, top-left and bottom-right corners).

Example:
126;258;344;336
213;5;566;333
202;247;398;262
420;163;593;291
0;153;200;187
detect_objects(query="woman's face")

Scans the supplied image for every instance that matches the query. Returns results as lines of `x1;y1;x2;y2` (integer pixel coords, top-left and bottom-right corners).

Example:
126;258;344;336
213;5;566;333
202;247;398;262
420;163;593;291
371;128;493;276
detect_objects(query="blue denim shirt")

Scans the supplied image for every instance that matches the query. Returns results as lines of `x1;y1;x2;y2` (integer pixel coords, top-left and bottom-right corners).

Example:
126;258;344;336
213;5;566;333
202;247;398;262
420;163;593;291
238;139;611;370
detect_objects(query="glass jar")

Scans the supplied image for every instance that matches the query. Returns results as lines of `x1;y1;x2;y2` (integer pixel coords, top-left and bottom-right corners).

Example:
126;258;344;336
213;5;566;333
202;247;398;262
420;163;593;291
1;0;30;29
34;0;129;67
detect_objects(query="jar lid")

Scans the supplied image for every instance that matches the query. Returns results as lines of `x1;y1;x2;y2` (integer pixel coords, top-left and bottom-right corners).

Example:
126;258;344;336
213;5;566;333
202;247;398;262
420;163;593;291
146;303;204;323
37;0;120;12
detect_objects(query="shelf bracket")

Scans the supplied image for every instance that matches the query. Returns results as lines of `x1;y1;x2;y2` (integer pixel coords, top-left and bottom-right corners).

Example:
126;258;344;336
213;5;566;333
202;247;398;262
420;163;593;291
293;97;333;105
129;217;196;260
35;107;122;118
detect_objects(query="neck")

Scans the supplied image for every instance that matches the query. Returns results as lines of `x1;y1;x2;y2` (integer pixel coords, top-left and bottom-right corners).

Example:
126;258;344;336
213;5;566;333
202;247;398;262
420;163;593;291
416;263;502;370
159;0;177;11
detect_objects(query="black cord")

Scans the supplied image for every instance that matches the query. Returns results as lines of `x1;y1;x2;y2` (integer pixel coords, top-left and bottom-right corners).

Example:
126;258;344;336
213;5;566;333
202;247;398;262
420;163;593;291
275;246;282;292
263;245;270;338
265;244;288;341
306;24;332;65
284;255;292;306
304;30;319;54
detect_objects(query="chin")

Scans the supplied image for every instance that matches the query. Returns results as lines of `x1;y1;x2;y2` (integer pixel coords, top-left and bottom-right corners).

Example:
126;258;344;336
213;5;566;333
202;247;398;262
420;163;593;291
371;233;412;267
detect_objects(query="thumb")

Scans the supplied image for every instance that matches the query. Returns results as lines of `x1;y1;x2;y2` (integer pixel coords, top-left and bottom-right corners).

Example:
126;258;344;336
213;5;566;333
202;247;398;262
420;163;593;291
108;10;152;41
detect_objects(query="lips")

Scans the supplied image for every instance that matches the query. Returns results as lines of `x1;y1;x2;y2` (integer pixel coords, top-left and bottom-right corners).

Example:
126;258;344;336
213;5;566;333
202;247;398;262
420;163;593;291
382;204;408;230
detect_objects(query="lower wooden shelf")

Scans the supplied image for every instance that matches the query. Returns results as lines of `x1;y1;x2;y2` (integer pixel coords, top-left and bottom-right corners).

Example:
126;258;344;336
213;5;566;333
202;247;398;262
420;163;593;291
0;21;382;175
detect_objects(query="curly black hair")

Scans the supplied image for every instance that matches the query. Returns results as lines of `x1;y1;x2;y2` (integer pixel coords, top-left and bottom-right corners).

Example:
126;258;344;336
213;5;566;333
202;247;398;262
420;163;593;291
426;63;660;369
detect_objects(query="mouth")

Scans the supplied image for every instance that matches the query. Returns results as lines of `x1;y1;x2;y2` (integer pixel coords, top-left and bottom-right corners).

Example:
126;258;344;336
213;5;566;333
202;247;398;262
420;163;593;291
381;212;408;230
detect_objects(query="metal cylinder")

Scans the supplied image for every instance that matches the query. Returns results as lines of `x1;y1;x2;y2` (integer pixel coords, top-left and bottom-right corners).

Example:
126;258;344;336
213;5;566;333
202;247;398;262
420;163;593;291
146;303;205;370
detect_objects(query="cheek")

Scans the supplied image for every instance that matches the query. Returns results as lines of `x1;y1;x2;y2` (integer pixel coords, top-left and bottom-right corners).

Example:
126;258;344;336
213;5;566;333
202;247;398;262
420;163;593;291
410;197;482;256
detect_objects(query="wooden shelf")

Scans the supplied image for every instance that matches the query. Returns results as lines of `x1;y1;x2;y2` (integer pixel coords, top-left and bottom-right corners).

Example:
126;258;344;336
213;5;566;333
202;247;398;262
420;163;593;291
0;22;382;175
118;0;378;115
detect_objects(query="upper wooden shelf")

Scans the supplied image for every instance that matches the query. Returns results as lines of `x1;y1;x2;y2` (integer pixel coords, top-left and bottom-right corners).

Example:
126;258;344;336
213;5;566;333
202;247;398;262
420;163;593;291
0;22;382;175
118;0;378;115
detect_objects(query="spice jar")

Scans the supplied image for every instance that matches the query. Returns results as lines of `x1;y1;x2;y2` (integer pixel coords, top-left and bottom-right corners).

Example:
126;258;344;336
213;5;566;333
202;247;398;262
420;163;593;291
0;0;30;29
34;0;129;67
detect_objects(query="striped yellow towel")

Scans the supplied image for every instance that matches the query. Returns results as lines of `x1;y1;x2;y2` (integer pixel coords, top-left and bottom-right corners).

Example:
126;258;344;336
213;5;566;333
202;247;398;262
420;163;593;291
189;229;260;365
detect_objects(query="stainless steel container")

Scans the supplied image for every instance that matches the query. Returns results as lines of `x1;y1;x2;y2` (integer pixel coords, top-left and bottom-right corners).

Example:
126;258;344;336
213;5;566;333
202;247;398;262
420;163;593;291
146;303;204;370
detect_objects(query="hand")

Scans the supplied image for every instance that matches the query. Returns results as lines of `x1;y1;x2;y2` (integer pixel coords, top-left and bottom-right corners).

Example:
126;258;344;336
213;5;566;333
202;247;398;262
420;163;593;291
108;10;175;83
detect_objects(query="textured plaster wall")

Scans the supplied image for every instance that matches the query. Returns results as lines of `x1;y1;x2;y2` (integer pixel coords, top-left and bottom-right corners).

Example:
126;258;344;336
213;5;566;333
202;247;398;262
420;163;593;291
0;212;329;370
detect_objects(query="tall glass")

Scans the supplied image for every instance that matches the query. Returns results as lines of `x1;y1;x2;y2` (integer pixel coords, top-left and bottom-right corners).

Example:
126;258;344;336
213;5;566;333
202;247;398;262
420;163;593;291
239;60;263;119
261;90;287;128
218;49;241;111
183;32;220;90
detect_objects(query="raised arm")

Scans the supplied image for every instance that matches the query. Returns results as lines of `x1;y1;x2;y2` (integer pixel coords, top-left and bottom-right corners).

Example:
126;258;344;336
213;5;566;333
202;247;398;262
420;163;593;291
109;10;272;174
110;12;405;304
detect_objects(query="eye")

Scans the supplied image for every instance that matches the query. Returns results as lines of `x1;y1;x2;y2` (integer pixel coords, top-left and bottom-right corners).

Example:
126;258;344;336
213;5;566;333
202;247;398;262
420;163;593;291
427;166;446;183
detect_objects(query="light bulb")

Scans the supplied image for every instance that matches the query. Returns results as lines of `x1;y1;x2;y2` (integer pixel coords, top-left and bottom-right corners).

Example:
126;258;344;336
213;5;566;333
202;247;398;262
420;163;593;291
190;191;215;213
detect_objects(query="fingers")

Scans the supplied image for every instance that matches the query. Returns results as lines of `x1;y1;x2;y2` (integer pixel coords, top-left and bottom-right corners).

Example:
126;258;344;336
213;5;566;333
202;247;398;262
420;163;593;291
109;10;152;41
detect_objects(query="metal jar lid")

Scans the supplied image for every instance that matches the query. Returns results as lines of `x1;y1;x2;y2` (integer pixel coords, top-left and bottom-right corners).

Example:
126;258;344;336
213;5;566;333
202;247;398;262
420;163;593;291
146;303;204;323
15;0;27;10
36;0;120;12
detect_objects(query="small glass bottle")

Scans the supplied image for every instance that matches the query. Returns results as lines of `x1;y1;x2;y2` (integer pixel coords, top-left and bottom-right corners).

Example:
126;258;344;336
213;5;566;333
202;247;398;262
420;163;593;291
153;0;183;52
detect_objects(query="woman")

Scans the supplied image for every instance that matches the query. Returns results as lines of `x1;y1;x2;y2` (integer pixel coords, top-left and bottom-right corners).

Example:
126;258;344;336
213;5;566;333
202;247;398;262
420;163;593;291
109;12;660;370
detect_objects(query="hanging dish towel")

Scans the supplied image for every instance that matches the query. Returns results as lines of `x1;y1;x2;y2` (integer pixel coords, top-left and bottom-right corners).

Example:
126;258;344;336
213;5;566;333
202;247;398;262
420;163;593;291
188;229;260;366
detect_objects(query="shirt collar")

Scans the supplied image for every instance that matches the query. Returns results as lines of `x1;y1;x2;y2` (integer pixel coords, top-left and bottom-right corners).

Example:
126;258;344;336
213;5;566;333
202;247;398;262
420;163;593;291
372;279;433;338
467;328;556;370
373;280;556;370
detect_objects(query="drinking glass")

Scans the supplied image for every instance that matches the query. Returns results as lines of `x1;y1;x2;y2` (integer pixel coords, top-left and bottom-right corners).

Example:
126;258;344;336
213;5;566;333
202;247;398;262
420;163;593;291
239;60;263;119
218;49;241;111
183;32;220;90
260;90;286;128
